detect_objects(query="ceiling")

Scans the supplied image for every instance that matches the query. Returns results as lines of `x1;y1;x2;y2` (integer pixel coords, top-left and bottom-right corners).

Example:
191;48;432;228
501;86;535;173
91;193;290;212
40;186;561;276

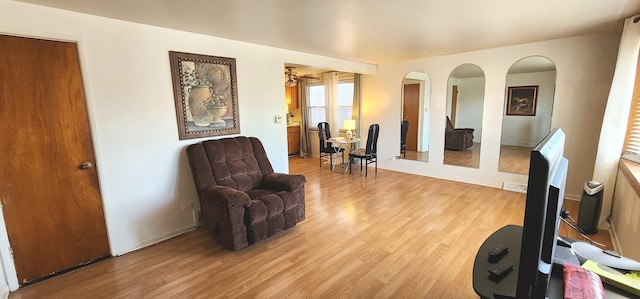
15;0;640;65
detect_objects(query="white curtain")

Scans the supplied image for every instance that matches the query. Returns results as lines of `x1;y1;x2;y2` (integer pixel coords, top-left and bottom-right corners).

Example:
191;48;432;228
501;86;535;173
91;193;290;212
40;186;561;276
352;74;362;149
352;74;362;139
592;15;640;229
298;79;311;158
324;72;339;137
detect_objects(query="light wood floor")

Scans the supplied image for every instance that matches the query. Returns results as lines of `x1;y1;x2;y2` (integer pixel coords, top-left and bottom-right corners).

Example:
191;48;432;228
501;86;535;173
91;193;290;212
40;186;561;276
444;143;480;168
443;144;532;173
401;150;429;162
498;145;532;174
9;157;612;298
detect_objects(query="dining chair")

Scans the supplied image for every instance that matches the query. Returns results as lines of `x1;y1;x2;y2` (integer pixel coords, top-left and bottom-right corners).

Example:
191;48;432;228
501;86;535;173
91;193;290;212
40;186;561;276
317;122;344;168
349;124;380;177
400;119;409;158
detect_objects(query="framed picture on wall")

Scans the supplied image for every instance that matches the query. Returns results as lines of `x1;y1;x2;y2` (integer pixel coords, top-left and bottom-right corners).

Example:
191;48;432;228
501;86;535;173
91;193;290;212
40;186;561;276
506;85;538;116
169;51;240;140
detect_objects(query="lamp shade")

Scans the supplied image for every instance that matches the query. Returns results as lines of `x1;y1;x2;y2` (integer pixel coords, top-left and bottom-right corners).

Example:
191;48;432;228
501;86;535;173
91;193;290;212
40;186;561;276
343;119;356;131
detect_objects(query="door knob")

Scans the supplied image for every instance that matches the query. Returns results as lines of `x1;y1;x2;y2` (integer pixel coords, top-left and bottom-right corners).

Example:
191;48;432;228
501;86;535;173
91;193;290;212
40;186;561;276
79;162;93;170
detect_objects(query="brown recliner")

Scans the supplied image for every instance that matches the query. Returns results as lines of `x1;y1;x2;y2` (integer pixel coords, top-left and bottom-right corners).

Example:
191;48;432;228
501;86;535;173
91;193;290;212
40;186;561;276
186;136;306;251
445;116;475;151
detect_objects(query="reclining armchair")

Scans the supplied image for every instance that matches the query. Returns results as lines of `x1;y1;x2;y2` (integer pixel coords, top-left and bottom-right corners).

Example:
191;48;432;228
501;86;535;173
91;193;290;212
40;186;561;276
445;116;475;151
187;136;306;251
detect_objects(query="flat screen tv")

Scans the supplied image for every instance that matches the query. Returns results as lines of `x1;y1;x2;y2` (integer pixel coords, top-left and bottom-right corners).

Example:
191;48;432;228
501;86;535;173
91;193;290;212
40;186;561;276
516;128;568;298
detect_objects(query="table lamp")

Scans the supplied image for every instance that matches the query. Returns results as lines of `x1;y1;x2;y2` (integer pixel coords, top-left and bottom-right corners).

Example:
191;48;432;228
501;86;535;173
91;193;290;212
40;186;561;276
343;119;356;139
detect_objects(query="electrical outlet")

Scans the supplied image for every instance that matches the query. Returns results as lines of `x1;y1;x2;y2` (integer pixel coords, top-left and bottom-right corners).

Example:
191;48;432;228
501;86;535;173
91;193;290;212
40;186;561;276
181;201;194;211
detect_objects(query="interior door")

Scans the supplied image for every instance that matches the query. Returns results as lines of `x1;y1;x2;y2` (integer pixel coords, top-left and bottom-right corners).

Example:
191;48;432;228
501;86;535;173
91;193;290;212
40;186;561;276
0;35;110;284
403;83;420;151
451;85;459;125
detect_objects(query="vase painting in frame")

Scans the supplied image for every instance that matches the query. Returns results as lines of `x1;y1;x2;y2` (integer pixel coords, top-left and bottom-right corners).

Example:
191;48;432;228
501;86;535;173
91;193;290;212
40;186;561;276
506;85;538;116
169;51;240;139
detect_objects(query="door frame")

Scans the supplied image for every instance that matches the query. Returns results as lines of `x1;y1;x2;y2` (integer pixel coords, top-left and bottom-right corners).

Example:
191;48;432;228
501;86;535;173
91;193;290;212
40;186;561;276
0;30;111;292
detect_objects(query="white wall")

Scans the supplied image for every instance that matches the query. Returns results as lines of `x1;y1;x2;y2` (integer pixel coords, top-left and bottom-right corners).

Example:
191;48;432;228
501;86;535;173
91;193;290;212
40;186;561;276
502;71;556;146
451;77;485;141
0;0;375;290
362;32;619;197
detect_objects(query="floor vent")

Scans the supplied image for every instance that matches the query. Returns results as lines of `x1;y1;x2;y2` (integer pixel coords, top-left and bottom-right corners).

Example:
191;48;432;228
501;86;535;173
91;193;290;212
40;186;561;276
503;182;528;193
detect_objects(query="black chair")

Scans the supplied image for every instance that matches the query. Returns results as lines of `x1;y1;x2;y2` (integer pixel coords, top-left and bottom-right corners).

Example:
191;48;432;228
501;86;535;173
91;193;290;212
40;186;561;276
349;124;380;177
400;119;409;158
318;122;344;168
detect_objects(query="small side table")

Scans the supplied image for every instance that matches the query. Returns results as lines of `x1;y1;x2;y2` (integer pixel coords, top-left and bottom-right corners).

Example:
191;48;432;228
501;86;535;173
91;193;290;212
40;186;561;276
328;137;360;173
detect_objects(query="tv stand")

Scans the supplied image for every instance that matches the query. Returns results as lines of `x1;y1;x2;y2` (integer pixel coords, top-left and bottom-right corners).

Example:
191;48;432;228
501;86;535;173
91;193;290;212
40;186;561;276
473;225;521;299
474;225;637;298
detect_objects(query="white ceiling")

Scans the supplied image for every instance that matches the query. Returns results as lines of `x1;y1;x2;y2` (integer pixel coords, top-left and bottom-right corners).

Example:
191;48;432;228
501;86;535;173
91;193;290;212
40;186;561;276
15;0;640;65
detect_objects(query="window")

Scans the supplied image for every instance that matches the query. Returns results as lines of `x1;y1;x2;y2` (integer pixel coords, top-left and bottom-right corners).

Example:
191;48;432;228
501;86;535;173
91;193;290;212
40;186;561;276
307;78;354;130
308;84;326;128
622;52;640;163
337;82;354;128
623;91;640;162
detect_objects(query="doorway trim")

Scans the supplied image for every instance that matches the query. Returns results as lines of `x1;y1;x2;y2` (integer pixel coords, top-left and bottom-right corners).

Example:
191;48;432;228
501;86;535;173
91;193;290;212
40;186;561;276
0;205;17;291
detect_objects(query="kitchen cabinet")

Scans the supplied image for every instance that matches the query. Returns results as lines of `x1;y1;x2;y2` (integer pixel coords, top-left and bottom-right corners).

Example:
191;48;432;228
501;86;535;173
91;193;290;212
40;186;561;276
287;125;300;155
285;85;299;109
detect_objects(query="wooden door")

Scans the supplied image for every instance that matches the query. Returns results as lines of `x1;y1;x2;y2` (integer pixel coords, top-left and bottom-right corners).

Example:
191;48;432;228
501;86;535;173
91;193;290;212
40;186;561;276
450;85;459;125
0;35;110;284
403;83;420;151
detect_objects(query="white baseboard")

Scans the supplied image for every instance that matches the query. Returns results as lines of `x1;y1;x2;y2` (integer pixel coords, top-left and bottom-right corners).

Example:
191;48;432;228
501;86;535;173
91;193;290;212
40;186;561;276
114;224;196;256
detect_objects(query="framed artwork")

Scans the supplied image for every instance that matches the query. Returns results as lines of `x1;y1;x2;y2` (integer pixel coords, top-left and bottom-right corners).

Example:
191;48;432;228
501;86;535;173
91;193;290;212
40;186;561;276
506;85;538;116
169;51;240;139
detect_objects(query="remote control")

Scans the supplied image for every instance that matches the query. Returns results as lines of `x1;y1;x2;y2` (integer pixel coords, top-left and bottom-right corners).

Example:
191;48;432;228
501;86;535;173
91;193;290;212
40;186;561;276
488;260;514;278
488;243;508;260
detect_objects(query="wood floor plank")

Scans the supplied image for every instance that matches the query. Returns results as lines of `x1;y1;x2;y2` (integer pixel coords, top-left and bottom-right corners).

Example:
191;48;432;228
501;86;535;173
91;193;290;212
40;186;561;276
9;156;613;298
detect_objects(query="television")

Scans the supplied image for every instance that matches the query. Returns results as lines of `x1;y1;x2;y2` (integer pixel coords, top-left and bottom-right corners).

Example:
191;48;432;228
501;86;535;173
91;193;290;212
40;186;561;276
516;128;568;298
